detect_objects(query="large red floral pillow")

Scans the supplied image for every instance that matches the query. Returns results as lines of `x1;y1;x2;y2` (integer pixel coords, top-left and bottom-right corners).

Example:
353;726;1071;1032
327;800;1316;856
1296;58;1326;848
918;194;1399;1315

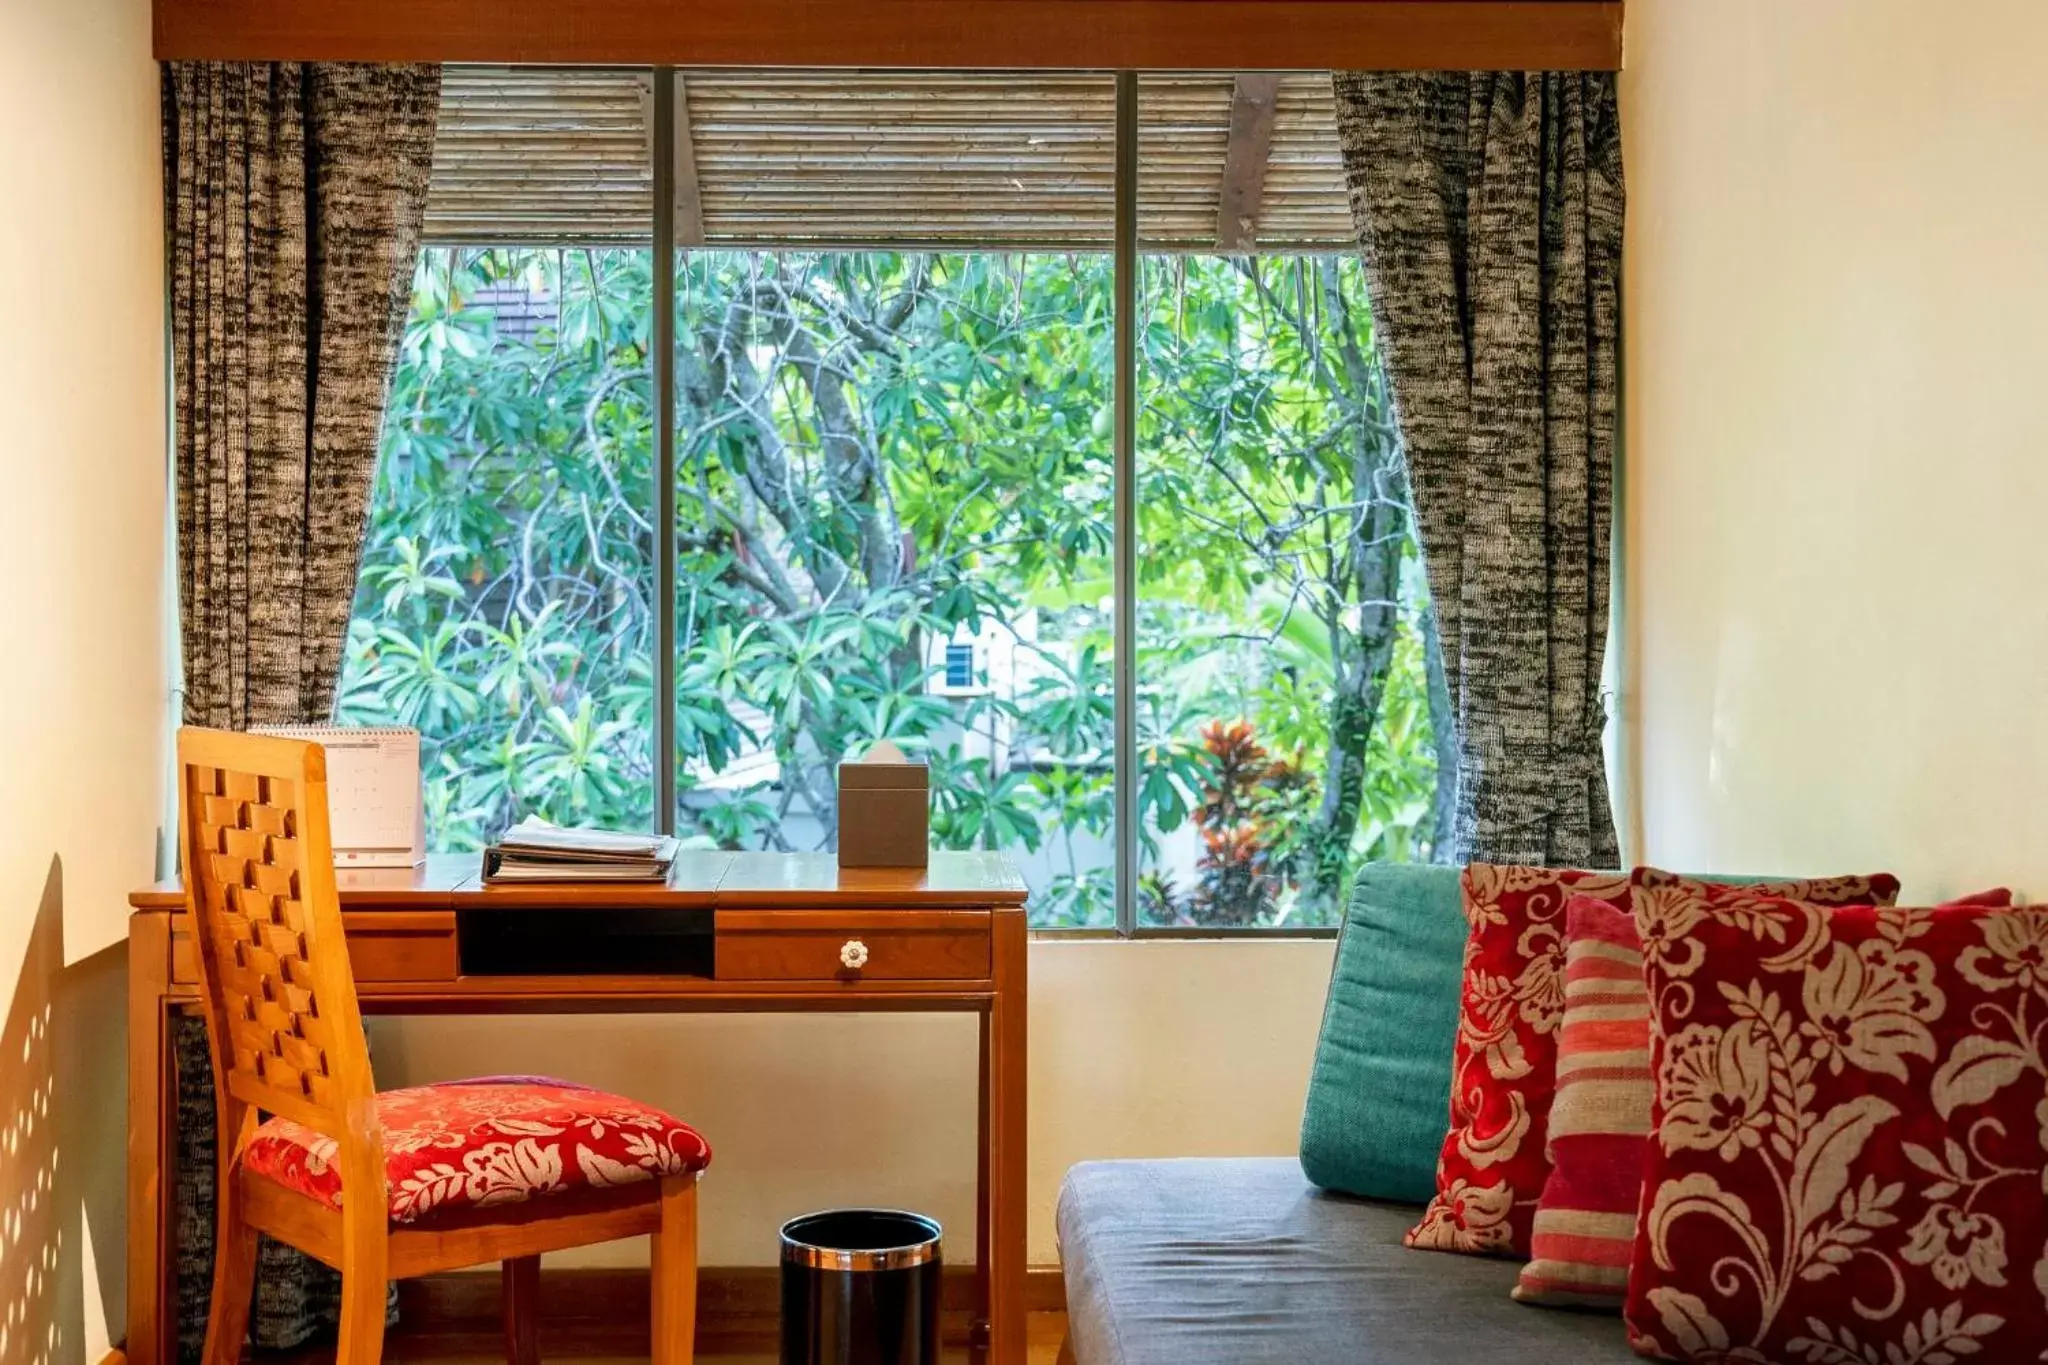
1516;886;2007;1313
1626;888;2048;1363
1408;865;1899;1258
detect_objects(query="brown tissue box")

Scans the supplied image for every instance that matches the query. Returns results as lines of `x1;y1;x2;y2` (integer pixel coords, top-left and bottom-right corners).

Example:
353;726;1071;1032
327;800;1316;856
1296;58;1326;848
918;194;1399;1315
837;761;930;868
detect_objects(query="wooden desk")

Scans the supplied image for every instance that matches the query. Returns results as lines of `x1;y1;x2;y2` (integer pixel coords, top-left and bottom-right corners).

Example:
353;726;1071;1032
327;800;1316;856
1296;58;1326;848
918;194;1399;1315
127;850;1030;1365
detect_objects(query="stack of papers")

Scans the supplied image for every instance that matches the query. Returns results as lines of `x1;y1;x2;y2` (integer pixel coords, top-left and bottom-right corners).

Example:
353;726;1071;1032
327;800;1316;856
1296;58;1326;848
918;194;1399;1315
482;818;680;884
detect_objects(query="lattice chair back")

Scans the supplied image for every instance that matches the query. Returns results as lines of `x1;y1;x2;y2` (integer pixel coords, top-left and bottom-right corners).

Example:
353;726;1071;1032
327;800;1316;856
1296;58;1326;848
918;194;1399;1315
177;728;378;1153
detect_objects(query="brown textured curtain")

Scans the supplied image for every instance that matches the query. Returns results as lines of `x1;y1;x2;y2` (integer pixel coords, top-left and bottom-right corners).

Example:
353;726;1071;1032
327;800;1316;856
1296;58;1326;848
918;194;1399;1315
1330;72;1623;869
164;60;439;1357
168;62;439;728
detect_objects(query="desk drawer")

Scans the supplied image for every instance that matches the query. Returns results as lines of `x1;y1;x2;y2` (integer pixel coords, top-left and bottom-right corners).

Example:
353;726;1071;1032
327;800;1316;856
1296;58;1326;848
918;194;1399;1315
171;911;457;985
715;911;991;982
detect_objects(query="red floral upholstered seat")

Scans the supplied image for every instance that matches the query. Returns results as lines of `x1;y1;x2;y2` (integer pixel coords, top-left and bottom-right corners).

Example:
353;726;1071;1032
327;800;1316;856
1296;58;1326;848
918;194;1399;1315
243;1076;713;1224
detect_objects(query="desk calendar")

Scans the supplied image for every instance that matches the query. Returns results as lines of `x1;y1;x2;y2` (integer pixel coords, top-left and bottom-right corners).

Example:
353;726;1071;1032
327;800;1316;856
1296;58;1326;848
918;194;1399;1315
253;724;425;867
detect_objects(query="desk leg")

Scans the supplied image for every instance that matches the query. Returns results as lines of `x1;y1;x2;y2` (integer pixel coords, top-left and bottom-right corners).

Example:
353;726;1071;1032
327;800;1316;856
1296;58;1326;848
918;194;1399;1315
975;1008;993;1363
126;913;175;1365
984;908;1028;1365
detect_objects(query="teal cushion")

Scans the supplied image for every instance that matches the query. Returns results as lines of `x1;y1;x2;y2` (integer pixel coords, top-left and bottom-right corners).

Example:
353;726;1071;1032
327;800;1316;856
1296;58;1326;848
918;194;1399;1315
1298;862;1465;1204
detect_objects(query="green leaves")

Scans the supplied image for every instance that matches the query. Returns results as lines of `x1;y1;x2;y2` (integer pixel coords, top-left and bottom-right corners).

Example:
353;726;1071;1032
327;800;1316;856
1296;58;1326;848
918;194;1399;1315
361;621;481;731
368;536;466;620
341;245;660;843
1019;643;1114;760
338;245;1441;923
929;754;1044;854
475;601;577;713
526;698;638;818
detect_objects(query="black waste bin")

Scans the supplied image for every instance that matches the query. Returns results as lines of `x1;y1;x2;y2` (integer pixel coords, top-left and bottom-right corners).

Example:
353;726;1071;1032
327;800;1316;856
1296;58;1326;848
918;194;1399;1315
780;1209;942;1365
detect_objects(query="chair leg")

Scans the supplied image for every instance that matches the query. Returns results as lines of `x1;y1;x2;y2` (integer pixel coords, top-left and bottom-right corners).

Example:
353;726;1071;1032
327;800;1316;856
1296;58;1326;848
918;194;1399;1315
504;1254;542;1365
199;1211;257;1365
649;1175;699;1365
335;1203;390;1365
334;1267;389;1365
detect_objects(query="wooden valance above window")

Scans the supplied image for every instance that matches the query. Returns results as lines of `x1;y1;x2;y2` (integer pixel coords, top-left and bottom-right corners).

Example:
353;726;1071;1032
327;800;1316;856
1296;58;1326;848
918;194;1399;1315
153;0;1623;72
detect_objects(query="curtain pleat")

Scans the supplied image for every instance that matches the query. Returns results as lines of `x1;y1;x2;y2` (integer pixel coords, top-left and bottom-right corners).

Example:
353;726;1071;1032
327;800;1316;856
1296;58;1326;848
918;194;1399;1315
1330;71;1623;869
164;59;439;1358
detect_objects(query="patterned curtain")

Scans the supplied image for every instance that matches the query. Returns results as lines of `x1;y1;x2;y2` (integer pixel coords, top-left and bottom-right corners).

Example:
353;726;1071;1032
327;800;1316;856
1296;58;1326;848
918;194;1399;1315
164;61;439;1358
1330;72;1623;869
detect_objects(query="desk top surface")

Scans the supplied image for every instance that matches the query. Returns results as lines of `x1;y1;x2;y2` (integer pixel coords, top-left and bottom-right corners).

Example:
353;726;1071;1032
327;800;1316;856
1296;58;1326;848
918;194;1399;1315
132;849;1029;910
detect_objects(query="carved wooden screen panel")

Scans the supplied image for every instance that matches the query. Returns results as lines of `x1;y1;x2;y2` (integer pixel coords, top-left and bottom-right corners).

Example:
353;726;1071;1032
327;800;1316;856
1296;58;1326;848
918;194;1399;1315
184;750;362;1137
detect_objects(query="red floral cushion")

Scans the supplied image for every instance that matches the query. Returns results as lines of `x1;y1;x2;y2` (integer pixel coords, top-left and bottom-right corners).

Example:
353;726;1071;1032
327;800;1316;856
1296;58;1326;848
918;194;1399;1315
243;1076;712;1224
1626;888;2048;1362
1516;887;2013;1314
1408;865;1899;1258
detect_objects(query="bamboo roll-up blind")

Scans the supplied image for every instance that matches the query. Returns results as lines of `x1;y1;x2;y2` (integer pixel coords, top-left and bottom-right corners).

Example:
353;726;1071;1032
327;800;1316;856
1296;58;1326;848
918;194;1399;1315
685;70;1118;250
1259;80;1361;248
421;66;1356;252
1137;75;1233;248
425;67;655;243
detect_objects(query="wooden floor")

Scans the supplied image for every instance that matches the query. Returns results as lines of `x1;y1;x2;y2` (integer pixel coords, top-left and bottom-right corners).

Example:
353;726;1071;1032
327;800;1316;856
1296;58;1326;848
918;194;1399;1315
257;1313;1069;1365
701;1312;1068;1363
704;1309;1064;1365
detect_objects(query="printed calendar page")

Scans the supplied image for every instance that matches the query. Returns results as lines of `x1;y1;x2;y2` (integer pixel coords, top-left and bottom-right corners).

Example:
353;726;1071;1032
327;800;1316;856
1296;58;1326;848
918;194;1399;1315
253;725;425;867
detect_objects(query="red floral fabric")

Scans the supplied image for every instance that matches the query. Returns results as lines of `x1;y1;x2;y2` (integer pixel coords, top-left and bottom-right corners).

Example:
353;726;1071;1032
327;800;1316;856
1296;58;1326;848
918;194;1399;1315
1516;887;2006;1313
1407;865;1631;1257
1626;887;2048;1363
1409;865;1899;1259
243;1076;712;1223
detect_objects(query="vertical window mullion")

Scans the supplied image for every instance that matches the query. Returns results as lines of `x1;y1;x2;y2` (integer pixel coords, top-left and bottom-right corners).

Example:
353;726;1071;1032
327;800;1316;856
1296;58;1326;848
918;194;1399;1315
1112;71;1139;938
653;66;678;836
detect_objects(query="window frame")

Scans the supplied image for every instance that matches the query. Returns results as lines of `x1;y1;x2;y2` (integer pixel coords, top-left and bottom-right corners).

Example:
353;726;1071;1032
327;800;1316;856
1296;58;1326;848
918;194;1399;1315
411;66;1404;939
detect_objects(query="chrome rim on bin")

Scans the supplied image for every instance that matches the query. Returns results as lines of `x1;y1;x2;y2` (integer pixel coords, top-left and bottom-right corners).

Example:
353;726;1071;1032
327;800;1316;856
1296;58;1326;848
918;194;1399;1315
780;1209;942;1273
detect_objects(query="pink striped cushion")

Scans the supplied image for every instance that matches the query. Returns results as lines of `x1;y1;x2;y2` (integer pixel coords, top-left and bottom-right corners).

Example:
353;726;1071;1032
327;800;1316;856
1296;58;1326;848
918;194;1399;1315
1511;895;1648;1310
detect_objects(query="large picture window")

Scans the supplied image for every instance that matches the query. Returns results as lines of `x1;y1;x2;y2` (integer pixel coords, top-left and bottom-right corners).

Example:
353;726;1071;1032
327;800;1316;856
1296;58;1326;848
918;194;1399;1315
339;67;1444;931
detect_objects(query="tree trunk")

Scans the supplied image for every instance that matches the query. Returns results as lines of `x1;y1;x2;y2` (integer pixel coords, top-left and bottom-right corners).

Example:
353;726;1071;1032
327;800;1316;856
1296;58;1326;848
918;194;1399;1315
1293;259;1407;921
673;264;922;857
1295;492;1402;920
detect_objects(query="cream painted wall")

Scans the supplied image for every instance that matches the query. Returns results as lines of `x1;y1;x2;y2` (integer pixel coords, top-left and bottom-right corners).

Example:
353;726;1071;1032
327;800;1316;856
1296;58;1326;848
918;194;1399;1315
1620;0;2048;902
0;0;166;1360
370;939;1336;1267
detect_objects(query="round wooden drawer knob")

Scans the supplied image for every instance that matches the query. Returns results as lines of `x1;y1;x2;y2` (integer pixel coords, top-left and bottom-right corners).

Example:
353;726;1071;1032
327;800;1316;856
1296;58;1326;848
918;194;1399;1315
839;939;870;971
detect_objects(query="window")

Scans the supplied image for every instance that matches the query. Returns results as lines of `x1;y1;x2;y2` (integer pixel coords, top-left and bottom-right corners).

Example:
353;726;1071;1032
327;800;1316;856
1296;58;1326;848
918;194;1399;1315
339;71;656;843
943;645;976;692
1133;78;1441;929
340;67;1443;932
667;247;1115;921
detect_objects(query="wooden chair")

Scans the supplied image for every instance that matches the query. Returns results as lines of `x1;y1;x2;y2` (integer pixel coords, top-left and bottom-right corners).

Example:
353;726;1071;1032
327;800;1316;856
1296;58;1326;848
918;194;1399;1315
177;727;708;1365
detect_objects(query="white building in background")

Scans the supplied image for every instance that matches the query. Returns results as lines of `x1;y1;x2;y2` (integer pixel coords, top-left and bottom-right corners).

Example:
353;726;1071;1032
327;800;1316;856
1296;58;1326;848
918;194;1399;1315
681;697;782;791
925;610;1064;767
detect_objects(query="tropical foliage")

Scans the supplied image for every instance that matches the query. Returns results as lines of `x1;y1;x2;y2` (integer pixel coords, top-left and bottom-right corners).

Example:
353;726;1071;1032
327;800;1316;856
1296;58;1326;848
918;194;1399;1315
338;246;1447;927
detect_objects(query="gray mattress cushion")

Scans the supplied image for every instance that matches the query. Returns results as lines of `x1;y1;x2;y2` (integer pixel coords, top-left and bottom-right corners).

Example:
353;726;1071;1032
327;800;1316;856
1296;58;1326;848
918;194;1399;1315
1057;1158;1639;1365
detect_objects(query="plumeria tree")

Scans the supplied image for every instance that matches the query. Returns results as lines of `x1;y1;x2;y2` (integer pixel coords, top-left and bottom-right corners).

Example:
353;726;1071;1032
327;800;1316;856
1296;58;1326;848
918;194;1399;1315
338;245;1447;927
